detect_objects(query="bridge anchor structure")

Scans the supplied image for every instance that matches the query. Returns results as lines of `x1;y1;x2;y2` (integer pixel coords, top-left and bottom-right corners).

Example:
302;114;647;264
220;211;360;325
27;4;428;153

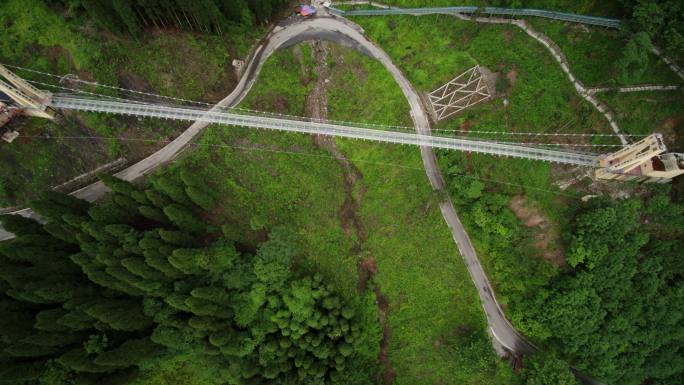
2;65;683;183
0;64;55;142
596;134;684;183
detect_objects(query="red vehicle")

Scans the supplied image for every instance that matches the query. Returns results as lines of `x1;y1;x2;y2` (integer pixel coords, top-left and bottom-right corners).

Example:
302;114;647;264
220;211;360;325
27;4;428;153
294;4;317;17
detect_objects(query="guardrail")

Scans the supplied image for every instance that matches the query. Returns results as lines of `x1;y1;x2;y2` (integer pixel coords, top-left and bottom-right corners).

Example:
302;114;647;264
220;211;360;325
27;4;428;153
328;3;621;28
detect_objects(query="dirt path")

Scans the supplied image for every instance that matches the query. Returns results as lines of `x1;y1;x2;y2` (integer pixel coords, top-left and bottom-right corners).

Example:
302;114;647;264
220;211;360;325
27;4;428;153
304;41;395;385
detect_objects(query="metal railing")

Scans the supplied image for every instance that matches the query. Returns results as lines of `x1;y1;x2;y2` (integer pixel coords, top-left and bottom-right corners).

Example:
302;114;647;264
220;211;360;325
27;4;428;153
327;3;621;28
52;96;600;167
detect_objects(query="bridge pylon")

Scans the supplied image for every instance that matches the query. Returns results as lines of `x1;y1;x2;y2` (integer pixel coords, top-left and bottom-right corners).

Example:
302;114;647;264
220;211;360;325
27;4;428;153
596;134;684;183
0;64;55;120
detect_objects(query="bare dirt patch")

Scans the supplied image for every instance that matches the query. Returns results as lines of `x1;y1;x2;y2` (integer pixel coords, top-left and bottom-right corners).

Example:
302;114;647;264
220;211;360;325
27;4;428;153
658;116;683;147
118;71;155;93
45;45;75;69
503;29;513;44
509;195;564;266
506;68;518;88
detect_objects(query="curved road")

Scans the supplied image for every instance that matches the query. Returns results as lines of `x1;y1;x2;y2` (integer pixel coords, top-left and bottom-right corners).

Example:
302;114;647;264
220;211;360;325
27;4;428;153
0;12;533;357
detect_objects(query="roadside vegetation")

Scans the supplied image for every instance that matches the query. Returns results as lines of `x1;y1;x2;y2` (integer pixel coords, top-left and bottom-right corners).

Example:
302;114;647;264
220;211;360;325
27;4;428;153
350;6;684;384
0;0;268;207
326;45;517;384
528;19;682;86
2;1;684;384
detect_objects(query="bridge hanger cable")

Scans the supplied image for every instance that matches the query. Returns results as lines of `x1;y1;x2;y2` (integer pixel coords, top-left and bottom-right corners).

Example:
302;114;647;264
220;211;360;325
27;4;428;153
22;80;623;150
3;61;644;141
16;81;622;149
20;133;583;199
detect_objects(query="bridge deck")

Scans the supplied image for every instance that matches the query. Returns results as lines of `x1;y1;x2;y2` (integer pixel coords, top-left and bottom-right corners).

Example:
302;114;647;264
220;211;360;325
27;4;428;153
51;96;599;167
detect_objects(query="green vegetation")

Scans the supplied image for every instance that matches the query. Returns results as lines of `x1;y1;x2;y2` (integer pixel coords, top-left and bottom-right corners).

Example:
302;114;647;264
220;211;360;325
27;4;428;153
342;0;626;16
352;13;608;219
326;46;517;384
49;0;288;35
352;7;684;385
529;19;682;86
346;0;684;56
0;169;380;384
621;0;684;60
0;0;266;207
2;1;684;384
522;354;580;385
595;91;684;137
518;190;684;385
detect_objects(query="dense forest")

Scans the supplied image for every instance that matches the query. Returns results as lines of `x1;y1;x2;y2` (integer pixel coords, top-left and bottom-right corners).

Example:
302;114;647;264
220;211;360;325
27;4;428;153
45;0;290;35
440;150;684;385
0;169;380;384
520;192;684;385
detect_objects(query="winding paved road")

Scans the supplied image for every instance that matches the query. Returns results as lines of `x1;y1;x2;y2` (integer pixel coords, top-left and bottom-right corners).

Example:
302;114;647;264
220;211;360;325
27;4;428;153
0;12;534;357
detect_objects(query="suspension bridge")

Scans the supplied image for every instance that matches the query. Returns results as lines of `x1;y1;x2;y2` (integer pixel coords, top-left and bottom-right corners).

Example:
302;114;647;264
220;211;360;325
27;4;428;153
1;63;682;183
0;11;680;377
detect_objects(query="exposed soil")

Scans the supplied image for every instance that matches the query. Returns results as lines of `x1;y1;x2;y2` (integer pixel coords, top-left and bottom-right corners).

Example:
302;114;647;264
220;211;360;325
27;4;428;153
304;42;395;385
506;68;518;88
509;195;565;266
658;116;684;149
502;29;514;44
45;45;75;70
118;71;155;94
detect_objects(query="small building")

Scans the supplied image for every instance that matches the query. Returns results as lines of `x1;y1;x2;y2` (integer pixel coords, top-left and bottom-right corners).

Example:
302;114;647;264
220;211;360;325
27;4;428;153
0;102;23;143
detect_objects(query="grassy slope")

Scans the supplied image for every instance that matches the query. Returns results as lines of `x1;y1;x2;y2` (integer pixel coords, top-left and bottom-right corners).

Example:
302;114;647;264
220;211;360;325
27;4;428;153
209;46;359;297
339;0;625;16
345;14;586;324
0;0;260;206
350;8;684;339
354;13;592;239
130;47;357;385
136;43;518;384
529;19;683;87
596;91;684;143
327;47;517;384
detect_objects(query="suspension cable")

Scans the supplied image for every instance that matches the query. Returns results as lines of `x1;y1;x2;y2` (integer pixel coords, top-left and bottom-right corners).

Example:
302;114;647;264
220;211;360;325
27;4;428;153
22;80;622;150
3;61;646;140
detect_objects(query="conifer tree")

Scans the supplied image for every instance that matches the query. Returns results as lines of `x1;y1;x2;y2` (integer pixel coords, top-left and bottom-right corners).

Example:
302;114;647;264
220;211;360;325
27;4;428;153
34;308;71;332
88;203;135;225
144;189;172;208
31;191;91;221
111;0;142;36
154;176;189;204
0;362;44;382
113;194;140;213
58;348;114;373
185;186;216;211
84;300;152;331
163;204;206;234
94;338;163;367
158;229;196;247
0;214;45;236
99;175;137;197
138;205;169;223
